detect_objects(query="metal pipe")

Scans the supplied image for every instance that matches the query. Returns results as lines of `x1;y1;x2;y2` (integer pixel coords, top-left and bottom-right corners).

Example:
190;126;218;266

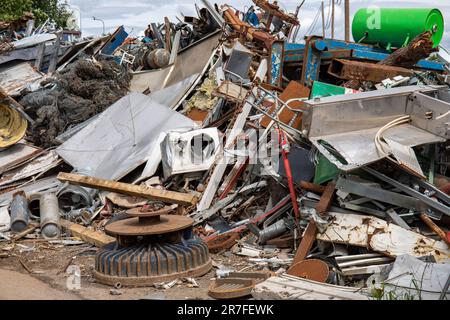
10;191;30;232
40;193;60;239
321;1;325;38
259;219;287;244
93;16;105;35
331;0;335;38
345;0;350;41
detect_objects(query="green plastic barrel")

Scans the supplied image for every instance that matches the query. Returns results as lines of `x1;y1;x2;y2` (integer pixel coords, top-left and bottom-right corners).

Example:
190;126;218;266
352;8;444;49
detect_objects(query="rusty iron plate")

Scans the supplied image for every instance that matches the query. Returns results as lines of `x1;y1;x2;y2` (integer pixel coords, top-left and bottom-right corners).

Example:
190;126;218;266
208;278;255;299
208;271;272;299
287;259;329;283
206;232;239;253
105;214;193;236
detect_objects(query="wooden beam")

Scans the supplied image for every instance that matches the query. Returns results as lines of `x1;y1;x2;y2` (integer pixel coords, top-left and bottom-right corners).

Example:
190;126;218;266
57;172;198;206
59;219;115;248
420;213;450;246
289;181;336;269
315;181;336;215
289;221;317;267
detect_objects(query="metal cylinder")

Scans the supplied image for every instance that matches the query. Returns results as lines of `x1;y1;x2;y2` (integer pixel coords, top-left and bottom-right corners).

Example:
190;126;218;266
57;184;93;214
146;48;170;69
28;193;41;219
10;191;30;232
39;193;60;239
352;8;444;49
259;219;287;244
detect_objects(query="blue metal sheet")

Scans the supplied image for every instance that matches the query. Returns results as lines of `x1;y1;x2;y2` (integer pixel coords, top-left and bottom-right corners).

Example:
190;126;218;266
299;37;445;86
100;26;128;56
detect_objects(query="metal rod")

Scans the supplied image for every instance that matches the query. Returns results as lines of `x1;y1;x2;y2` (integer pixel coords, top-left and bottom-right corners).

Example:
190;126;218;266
331;0;335;38
345;0;350;41
321;1;326;38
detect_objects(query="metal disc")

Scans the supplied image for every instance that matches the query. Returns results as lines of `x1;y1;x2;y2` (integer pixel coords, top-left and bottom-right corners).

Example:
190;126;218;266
287;259;329;282
126;206;174;218
105;214;193;236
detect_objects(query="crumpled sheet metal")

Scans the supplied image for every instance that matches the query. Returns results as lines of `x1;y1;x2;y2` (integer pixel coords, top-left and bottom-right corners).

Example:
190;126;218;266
0;62;43;96
56;92;197;181
316;212;450;263
130;31;221;94
302;85;449;171
381;254;450;300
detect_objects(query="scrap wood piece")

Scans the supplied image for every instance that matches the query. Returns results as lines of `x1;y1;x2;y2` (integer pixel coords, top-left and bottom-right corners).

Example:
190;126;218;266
420;213;450;246
59;219;115;248
289;221;317;267
344;31;438;89
328;59;413;83
289;181;336;268
12;224;37;241
315;181;336;215
57;172;198;206
214;80;248;104
18;257;33;273
316;212;450;263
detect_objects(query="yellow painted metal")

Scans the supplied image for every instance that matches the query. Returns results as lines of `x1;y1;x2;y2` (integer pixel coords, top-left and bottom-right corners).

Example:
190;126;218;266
0;103;27;148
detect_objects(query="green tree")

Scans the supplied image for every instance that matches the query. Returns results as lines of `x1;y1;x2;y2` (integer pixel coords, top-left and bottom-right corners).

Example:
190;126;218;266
0;0;71;28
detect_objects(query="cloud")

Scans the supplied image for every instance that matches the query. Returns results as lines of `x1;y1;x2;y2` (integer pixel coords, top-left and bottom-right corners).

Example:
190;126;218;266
67;0;449;47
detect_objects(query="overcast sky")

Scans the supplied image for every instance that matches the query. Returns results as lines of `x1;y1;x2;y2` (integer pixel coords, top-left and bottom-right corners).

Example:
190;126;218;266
66;0;449;48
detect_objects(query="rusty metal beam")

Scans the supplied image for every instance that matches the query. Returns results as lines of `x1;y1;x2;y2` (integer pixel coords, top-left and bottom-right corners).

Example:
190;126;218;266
329;59;413;83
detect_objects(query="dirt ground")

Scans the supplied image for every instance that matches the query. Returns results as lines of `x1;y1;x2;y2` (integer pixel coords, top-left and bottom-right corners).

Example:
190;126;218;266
0;239;262;300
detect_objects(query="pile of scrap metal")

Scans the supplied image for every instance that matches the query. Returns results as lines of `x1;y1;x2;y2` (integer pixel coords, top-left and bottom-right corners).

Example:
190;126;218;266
1;1;449;300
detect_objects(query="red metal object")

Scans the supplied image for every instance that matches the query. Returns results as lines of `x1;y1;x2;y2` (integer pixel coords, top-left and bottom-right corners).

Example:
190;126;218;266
278;129;300;222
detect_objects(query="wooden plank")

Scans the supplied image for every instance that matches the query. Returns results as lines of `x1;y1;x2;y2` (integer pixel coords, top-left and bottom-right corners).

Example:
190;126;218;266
289;181;336;267
315;181;336;215
420;213;450;246
214;80;249;103
289;221;317;267
57;172;198;206
59;219;115;248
